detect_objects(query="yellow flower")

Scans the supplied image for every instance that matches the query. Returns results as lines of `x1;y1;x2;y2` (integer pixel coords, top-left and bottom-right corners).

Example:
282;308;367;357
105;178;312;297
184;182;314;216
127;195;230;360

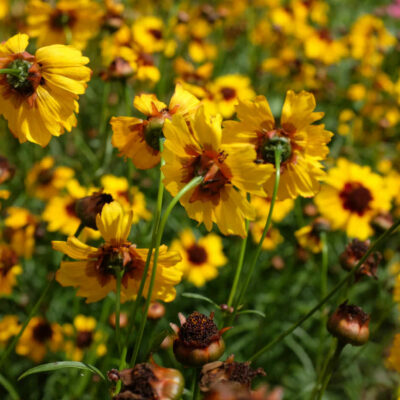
162;106;273;237
53;201;182;303
0;245;21;296
387;334;400;373
63;315;107;361
111;84;199;169
0;33;91;147
4;207;38;258
25;156;74;200
223;91;333;200
26;0;103;50
132;16;165;53
100;175;151;223
0;0;9;20
171;229;227;287
16;317;63;362
250;222;283;251
315;158;392;240
251;196;294;223
295;218;330;254
0;315;21;346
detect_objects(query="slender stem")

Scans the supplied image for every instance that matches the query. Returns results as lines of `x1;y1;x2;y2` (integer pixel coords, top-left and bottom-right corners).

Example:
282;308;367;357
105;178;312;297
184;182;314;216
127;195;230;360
191;368;200;400
124;84;132;116
227;218;250;308
115;266;123;353
315;341;345;400
0;68;19;76
0;277;53;369
249;218;400;362
232;149;282;318
130;175;203;365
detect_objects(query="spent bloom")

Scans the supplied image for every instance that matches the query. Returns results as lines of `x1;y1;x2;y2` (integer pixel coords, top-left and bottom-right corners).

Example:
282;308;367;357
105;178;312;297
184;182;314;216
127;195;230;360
52;201;182;303
0;34;91;146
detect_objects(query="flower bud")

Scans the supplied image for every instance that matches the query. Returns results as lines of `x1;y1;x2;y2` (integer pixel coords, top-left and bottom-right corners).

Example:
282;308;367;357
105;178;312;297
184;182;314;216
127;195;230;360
327;301;370;346
75;191;114;230
110;362;184;400
339;239;381;280
148;302;166;320
200;355;265;393
172;312;229;367
0;156;15;184
109;312;128;329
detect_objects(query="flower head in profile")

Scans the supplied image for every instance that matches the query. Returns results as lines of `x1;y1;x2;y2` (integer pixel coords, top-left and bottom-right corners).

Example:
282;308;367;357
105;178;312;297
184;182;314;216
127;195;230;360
0;244;22;296
0;315;21;347
16;317;63;362
0;33;91;146
295;217;330;254
315;158;392;240
223;91;333;200
26;0;104;50
162;106;273;237
111;84;199;169
171;229;227;287
52;201;182;303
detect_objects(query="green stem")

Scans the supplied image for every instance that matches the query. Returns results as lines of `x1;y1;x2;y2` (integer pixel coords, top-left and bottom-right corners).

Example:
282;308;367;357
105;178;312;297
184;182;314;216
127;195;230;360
115;266;123;353
232;149;282;318
191;368;200;400
0;68;19;77
130;175;203;365
0;277;53;369
249;219;400;362
124;84;132;116
226;218;250;308
315;341;345;400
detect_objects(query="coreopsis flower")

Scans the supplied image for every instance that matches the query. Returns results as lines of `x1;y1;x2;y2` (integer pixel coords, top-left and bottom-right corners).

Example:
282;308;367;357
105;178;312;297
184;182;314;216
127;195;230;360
315;158;392;240
327;302;370;346
26;0;104;50
109;361;184;400
250;223;283;251
200;355;265;392
52;201;182;303
171;229;227;287
171;312;229;366
0;245;21;295
63;315;107;361
0;34;91;147
251;196;294;223
110;84;200;169
162;106;273;237
0;315;21;346
4;207;39;258
132;16;165;53
223;91;333;200
100;175;151;223
295;218;330;254
16;317;63;362
25;156;74;200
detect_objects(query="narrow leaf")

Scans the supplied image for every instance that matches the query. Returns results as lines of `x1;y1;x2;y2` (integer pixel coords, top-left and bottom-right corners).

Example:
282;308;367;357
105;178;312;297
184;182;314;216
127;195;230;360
182;292;219;307
0;374;19;400
18;361;105;381
237;309;266;318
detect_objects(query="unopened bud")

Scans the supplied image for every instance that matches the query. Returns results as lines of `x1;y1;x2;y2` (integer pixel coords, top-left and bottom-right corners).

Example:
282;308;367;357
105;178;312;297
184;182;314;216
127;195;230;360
109;312;128;329
148;302;166;320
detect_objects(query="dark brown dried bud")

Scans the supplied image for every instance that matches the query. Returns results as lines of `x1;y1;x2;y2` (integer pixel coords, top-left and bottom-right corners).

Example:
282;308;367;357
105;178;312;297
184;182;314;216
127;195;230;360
339;239;381;280
147;302;165;320
200;355;266;393
327;301;370;346
111;362;184;400
75;191;114;230
172;312;229;367
0;155;15;184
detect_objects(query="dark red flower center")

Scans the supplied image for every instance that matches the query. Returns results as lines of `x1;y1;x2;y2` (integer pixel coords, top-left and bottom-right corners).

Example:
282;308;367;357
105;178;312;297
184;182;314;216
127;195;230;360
32;321;53;343
50;10;77;30
220;87;236;101
339;182;373;216
37;168;54;185
76;330;93;348
187;244;208;265
148;28;162;40
0;246;18;276
66;201;78;217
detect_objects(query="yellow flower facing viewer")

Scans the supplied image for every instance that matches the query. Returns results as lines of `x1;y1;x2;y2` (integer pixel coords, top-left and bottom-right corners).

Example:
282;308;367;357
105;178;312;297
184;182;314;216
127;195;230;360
162;106;274;237
53;201;182;303
223;91;333;200
171;229;227;287
0;33;91;147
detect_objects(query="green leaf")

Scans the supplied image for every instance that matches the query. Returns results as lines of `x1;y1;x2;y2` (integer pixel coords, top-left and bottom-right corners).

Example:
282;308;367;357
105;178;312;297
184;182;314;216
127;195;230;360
236;309;266;318
0;373;19;400
18;361;105;381
181;292;219;308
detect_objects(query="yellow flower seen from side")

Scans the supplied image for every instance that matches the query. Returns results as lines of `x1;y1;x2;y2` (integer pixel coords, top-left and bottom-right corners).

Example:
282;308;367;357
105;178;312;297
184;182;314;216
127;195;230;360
171;229;227;287
111;83;200;169
0;33;91;147
0;244;21;295
162;106;273;237
53;201;182;303
315;158;392;240
0;315;21;346
16;317;63;362
26;0;104;50
250;222;283;251
223;91;333;200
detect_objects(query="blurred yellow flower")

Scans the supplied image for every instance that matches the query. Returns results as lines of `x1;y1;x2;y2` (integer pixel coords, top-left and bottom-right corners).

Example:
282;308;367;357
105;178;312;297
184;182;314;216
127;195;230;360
0;315;20;346
0;245;21;296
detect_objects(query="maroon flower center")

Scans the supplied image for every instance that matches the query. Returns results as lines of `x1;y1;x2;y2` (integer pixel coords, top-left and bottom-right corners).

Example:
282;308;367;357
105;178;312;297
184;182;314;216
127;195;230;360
76;330;93;348
220;87;236;101
148;28;162;40
187;244;207;265
339;182;373;216
66;201;78;217
0;246;18;276
32;321;53;343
